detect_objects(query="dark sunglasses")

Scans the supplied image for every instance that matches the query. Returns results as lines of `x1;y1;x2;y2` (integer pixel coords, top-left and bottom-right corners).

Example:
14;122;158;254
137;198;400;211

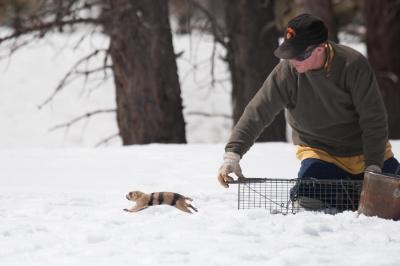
293;44;320;61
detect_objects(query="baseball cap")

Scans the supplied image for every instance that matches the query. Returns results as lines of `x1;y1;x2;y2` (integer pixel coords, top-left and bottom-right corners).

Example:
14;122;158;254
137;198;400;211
274;13;328;59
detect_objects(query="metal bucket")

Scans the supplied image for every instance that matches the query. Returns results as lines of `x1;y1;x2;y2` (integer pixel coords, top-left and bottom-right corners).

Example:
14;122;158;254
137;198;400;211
358;171;400;220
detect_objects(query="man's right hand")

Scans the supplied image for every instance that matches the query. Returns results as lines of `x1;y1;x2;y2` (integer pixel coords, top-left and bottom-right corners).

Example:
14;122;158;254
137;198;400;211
217;152;244;188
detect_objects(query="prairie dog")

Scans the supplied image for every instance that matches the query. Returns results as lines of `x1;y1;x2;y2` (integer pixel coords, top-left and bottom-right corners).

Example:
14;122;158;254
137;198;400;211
124;191;198;214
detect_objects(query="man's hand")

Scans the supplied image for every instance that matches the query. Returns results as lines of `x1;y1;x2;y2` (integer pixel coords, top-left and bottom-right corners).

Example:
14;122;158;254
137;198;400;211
217;152;244;188
365;164;382;173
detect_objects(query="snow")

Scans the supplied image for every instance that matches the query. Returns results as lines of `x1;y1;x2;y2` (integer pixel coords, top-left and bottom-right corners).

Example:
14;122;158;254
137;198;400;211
1;143;400;266
1;29;400;266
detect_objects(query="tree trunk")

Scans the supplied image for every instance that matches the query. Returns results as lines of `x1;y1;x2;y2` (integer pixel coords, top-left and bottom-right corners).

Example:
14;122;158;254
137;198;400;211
301;0;339;43
103;0;186;144
226;0;286;142
365;0;400;139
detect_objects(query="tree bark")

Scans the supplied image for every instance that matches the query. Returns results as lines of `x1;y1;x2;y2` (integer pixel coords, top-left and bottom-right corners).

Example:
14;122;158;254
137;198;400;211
365;0;400;139
103;0;186;144
301;0;339;43
226;0;286;142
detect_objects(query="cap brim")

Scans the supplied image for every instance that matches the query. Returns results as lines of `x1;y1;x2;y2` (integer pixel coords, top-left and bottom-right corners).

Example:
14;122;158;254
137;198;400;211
274;41;307;59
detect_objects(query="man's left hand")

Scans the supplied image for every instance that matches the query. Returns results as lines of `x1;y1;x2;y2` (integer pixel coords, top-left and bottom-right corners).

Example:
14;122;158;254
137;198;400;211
365;164;382;173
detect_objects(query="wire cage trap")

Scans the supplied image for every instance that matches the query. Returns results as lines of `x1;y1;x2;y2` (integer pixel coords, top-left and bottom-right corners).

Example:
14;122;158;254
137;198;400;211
228;178;364;214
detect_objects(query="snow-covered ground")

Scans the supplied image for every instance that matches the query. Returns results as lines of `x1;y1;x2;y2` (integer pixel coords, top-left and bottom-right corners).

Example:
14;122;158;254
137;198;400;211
1;142;400;266
1;29;400;266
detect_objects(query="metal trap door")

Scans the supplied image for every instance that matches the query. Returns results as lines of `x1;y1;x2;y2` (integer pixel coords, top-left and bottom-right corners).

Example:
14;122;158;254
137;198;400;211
237;178;298;214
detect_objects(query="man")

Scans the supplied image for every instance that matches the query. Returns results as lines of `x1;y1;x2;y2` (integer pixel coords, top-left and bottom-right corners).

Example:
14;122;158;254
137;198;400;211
217;14;399;190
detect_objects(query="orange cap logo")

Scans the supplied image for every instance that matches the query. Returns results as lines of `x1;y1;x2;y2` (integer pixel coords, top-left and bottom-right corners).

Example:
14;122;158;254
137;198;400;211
286;27;296;40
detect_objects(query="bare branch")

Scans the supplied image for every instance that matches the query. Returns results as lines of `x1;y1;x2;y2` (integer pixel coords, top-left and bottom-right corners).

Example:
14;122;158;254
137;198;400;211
210;36;217;88
95;133;120;147
75;65;112;77
38;48;110;109
0;18;100;44
185;111;231;119
0;35;37;60
49;109;116;132
187;0;227;47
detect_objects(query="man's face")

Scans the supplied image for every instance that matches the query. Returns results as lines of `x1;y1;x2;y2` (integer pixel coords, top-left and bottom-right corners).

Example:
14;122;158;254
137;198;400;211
289;45;324;73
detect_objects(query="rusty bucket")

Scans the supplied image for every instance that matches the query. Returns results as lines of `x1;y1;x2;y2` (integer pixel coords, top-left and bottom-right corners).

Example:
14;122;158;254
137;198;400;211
358;171;400;220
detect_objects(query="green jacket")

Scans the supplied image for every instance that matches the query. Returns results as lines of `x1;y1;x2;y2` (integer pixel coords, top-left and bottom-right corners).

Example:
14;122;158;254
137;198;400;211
225;41;388;168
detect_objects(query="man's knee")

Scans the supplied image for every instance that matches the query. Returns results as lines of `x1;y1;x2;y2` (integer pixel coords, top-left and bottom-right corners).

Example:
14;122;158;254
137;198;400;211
298;158;355;179
298;158;327;178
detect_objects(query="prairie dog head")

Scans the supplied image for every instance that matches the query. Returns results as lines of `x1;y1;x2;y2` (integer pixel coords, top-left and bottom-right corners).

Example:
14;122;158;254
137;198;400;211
126;191;146;201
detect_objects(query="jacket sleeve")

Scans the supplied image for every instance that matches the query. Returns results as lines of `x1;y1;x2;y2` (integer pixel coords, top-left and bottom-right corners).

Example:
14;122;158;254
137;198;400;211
348;56;388;168
225;62;294;157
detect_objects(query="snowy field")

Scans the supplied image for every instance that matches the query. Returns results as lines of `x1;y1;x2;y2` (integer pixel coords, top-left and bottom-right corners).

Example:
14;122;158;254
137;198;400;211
1;29;400;266
1;143;400;266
